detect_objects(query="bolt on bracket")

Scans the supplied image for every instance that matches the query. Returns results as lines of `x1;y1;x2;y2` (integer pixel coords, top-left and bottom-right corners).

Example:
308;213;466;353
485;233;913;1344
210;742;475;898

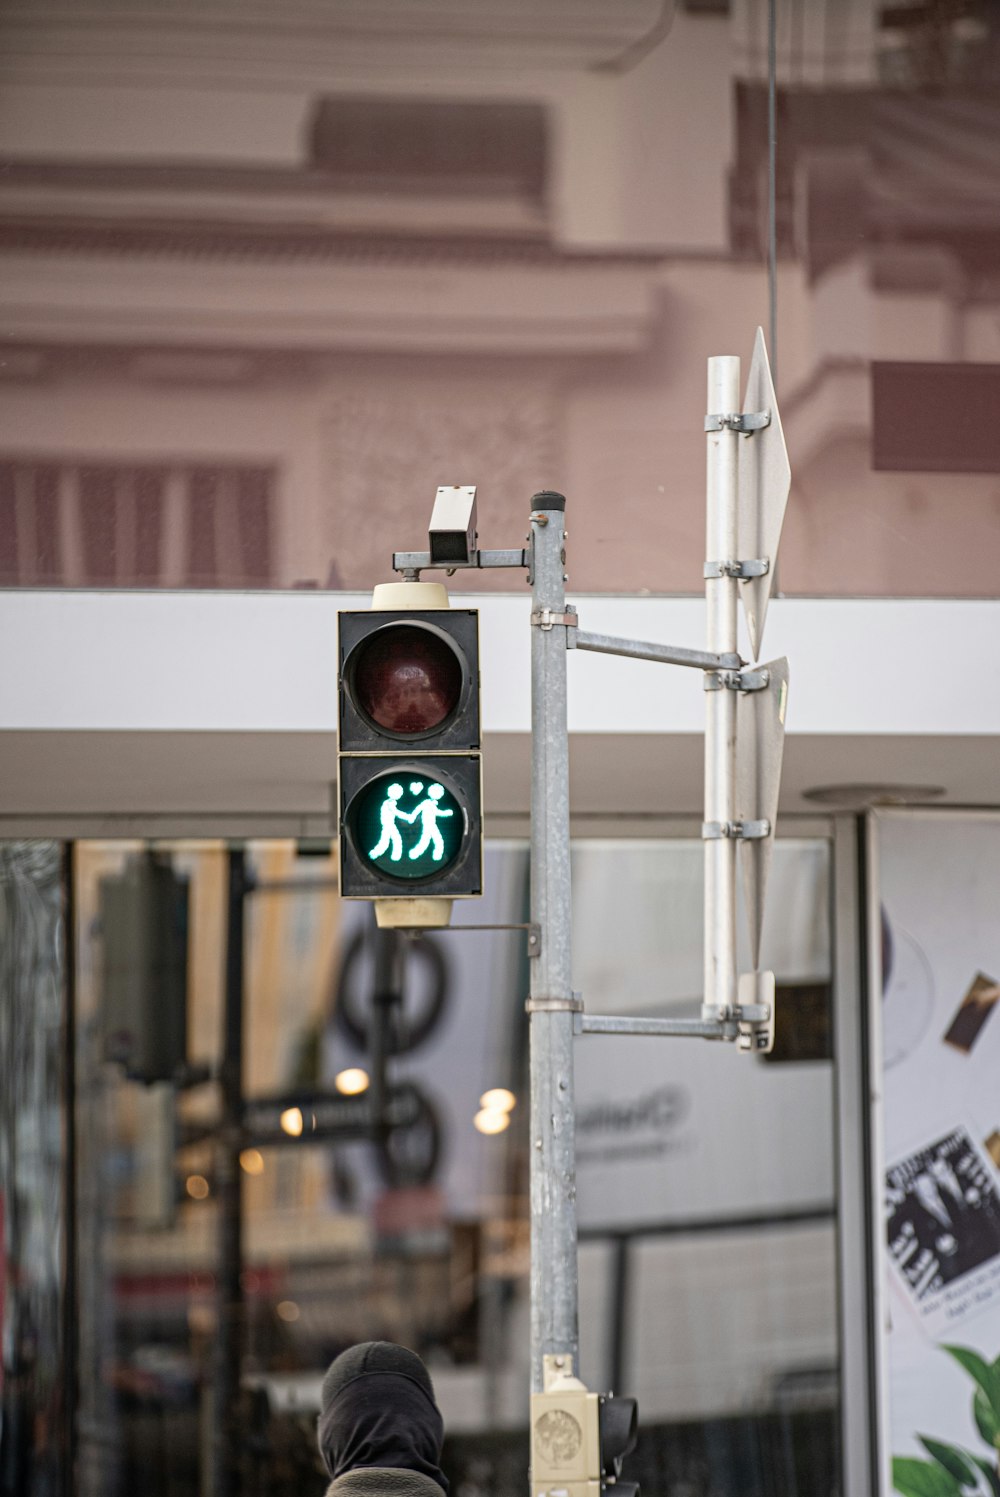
703;558;770;580
704;410;771;434
702;819;771;841
703;667;769;693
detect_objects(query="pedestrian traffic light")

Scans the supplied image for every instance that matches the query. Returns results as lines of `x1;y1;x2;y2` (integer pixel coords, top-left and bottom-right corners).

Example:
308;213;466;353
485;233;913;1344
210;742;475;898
531;1368;639;1497
338;581;482;911
99;852;189;1083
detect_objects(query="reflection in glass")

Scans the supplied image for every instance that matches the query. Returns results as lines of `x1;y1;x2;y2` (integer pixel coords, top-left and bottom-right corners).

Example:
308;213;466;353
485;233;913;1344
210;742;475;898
0;842;65;1497
0;7;994;596
60;836;839;1496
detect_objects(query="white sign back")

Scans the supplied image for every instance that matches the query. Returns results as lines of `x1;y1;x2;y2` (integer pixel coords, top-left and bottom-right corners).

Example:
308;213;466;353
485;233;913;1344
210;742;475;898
739;328;790;661
737;657;789;967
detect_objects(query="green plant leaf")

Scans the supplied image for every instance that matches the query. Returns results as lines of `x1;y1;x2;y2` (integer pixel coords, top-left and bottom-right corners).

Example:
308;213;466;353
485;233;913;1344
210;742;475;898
919;1437;981;1487
974;1390;1000;1450
969;1455;1000;1497
944;1348;1000;1421
893;1456;965;1497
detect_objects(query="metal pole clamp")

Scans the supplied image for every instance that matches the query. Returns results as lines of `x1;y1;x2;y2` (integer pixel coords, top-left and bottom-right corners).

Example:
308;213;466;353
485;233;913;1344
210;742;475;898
526;993;584;1014
702;820;771;841
531;607;578;631
704;410;771;434
703;558;770;580
703;668;769;693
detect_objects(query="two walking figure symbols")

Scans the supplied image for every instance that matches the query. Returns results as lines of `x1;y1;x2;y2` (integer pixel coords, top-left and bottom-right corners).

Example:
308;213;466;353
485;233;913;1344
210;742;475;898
370;780;453;864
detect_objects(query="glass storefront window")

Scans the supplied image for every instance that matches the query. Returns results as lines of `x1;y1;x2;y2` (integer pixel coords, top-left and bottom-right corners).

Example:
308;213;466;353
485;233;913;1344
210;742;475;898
0;833;834;1495
1;831;838;1494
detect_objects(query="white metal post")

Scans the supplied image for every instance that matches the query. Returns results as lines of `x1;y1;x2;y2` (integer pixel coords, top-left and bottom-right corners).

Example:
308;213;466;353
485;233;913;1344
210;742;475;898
527;490;579;1393
704;357;740;1019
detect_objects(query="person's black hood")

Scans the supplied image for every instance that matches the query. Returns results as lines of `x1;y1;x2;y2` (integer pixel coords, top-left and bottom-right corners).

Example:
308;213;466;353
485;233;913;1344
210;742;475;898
318;1342;448;1495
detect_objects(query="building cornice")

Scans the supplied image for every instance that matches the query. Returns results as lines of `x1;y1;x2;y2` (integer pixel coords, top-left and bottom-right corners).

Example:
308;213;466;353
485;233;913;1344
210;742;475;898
1;1;672;84
0;215;663;270
0;231;663;357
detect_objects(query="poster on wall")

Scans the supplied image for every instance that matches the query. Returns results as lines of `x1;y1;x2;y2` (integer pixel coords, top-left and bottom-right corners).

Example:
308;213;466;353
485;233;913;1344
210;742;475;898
872;811;1000;1497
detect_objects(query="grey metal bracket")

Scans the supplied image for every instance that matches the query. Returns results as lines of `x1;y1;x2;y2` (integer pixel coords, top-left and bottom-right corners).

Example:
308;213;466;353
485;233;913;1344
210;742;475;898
578;1013;736;1039
735;970;777;1053
703;667;769;693
704;410;771;434
393;547;528;579
702;819;771;841
568;624;741;672
574;1005;772;1041
703;558;770;580
531;607;578;631
734;1003;771;1023
527;991;583;1014
434;921;540;958
574;1003;771;1041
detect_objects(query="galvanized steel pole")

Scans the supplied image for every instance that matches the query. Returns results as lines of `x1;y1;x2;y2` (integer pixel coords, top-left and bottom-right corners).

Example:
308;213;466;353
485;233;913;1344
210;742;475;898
528;490;579;1392
704;358;740;1020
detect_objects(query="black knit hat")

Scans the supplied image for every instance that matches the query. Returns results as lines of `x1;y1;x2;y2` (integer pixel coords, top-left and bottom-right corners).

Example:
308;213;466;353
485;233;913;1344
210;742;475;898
317;1342;448;1493
321;1341;437;1416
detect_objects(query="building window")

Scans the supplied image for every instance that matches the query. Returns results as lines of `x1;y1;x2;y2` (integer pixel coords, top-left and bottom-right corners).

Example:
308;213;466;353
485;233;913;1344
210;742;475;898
0;460;275;587
307;95;549;209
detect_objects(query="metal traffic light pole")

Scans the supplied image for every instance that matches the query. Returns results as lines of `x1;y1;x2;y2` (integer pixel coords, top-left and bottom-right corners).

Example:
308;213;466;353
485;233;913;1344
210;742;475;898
525;491;580;1391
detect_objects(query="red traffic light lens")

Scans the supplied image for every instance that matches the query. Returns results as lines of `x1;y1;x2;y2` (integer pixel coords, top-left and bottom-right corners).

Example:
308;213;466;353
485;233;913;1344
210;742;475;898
352;624;463;737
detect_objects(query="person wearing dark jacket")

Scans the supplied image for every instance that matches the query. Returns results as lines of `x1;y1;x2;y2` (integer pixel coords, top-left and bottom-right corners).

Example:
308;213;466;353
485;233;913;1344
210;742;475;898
317;1342;449;1497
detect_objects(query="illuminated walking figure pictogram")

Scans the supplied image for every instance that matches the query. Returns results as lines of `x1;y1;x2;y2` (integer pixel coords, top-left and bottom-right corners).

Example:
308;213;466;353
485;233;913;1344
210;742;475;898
409;783;453;862
368;782;416;863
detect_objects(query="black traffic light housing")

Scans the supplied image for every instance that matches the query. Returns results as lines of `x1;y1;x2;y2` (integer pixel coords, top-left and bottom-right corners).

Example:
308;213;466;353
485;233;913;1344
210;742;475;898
339;609;480;752
98;853;189;1083
337;603;482;903
338;752;482;899
599;1394;639;1496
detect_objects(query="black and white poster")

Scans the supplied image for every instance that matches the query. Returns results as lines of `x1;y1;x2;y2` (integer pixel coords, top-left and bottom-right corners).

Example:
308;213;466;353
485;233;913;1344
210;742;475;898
886;1126;1000;1335
872;812;1000;1497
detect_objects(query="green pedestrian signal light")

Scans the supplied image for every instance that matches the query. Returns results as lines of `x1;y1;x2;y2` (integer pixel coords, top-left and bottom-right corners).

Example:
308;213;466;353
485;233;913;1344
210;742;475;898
356;775;463;879
337;585;482;908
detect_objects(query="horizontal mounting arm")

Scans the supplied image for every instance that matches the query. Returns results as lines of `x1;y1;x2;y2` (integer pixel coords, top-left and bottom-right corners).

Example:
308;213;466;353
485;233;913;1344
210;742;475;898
570;627;742;672
576;1004;771;1041
578;1012;737;1040
393;548;528;576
